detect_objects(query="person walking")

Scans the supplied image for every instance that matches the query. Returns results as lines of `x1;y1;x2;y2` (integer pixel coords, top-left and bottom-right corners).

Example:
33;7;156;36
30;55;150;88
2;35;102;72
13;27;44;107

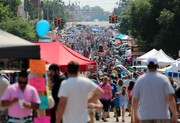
132;56;178;123
110;75;118;112
113;92;121;122
56;61;103;123
99;76;112;122
120;85;129;122
48;64;67;123
127;80;135;117
1;71;41;123
0;74;10;123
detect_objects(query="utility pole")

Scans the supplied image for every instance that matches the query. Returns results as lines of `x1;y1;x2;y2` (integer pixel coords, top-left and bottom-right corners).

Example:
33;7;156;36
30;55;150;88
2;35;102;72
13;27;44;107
53;0;55;21
38;0;40;19
47;0;49;20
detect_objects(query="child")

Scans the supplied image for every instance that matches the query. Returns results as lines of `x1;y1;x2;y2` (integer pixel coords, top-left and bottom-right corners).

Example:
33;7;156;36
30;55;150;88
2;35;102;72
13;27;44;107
120;85;128;122
113;92;121;122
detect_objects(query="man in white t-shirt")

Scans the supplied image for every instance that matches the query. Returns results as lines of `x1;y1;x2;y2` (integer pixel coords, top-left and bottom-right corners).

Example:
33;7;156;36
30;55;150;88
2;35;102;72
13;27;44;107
132;56;177;123
56;61;103;123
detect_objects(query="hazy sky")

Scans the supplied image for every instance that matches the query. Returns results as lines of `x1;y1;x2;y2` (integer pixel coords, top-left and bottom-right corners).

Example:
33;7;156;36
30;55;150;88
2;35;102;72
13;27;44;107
63;0;119;12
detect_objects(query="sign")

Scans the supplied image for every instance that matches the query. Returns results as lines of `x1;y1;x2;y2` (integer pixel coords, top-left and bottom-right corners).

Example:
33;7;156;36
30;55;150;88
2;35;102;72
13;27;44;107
34;116;50;123
87;65;97;71
29;78;46;92
39;96;49;110
29;60;46;74
131;46;145;56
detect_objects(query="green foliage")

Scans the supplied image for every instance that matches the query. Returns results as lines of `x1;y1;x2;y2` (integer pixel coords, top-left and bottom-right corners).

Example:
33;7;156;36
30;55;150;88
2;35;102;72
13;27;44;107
120;0;180;58
119;10;130;35
3;0;21;16
26;1;38;20
0;16;36;41
156;9;174;28
42;1;69;21
0;0;10;21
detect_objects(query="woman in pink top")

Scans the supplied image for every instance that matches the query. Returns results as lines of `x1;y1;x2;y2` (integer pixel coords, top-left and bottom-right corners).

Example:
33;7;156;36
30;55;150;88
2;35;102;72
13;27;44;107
99;76;112;122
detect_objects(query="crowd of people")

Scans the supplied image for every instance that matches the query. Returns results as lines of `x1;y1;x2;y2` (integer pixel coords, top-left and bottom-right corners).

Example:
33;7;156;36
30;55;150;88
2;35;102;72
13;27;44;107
0;24;179;123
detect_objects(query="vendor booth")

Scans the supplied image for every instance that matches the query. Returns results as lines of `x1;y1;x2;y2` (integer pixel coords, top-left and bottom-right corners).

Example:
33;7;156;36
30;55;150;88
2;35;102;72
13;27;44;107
36;42;97;72
0;29;40;59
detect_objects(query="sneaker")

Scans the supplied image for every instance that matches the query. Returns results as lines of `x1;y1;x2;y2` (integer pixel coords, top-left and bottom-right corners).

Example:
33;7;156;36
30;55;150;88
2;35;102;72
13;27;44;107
102;118;108;122
116;118;119;122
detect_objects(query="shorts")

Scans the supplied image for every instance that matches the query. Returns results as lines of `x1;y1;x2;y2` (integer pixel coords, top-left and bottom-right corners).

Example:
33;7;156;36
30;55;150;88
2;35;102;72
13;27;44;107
100;99;110;112
141;119;171;123
0;110;7;123
7;116;33;123
113;107;121;117
120;102;128;109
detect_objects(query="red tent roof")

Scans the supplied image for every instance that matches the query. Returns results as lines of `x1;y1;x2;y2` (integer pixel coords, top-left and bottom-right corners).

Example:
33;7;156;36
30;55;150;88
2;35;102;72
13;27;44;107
36;42;97;72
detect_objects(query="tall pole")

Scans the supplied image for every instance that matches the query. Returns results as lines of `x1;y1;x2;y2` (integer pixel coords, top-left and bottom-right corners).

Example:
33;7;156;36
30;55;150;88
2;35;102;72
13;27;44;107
38;0;40;19
47;0;49;20
53;0;54;20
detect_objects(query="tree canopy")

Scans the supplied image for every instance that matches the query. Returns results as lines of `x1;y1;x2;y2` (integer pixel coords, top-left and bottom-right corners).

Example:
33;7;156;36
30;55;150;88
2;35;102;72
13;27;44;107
0;0;36;41
120;0;180;58
0;16;36;41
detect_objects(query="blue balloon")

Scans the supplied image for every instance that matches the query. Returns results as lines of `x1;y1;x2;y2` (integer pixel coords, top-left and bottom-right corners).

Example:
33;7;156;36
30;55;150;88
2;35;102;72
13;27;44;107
36;20;50;37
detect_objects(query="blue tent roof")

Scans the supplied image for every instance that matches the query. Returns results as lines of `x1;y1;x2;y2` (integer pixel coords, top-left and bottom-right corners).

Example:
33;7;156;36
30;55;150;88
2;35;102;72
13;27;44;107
165;69;180;77
115;33;126;39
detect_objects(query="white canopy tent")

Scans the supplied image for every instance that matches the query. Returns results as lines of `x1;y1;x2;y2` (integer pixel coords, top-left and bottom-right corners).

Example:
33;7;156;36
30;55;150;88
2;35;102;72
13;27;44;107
142;49;175;66
136;48;158;61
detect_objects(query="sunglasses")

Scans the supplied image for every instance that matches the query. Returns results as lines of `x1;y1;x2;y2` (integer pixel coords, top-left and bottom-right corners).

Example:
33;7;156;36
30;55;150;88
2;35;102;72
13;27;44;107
18;81;28;85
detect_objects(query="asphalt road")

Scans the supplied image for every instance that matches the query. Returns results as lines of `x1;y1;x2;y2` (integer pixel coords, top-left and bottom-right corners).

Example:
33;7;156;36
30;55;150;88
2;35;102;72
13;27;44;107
67;21;115;28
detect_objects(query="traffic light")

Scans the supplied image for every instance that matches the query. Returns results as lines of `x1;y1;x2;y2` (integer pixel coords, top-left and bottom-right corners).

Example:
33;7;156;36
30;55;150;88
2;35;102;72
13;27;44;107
115;16;118;23
54;18;58;27
109;15;118;24
111;16;115;23
109;16;112;23
61;18;64;26
58;19;61;26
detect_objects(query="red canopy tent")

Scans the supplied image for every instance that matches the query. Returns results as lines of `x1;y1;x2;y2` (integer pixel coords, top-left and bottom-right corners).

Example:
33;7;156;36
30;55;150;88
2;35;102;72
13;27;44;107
36;42;97;72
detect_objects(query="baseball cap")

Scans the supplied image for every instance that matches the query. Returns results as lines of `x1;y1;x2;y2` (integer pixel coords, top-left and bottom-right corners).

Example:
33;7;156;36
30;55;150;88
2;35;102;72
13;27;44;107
147;56;158;65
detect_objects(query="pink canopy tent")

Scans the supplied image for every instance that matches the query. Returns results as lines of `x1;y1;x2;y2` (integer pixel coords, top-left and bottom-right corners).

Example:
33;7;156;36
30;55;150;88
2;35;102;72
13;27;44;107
36;42;97;72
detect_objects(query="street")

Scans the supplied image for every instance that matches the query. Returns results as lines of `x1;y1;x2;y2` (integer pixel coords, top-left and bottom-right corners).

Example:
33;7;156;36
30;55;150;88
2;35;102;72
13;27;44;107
95;111;131;123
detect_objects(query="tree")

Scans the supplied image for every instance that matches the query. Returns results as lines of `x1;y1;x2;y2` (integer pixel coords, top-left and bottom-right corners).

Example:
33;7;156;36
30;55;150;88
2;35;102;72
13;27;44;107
4;0;21;16
120;0;180;58
42;0;69;21
26;1;38;20
0;16;36;41
0;0;10;21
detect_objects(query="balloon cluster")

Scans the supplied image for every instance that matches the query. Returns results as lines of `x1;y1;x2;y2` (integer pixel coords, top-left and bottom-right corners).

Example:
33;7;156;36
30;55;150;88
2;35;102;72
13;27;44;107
36;20;50;37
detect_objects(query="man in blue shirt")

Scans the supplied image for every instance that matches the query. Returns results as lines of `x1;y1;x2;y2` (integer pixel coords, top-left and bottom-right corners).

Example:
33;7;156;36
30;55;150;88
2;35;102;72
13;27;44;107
110;75;118;111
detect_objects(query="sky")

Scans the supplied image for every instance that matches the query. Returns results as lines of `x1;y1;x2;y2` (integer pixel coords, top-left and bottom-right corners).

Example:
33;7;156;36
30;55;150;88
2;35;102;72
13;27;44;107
63;0;119;12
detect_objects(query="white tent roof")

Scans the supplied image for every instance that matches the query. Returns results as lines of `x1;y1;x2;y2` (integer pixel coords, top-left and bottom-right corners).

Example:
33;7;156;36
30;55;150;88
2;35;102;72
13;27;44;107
142;49;175;66
136;48;158;61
